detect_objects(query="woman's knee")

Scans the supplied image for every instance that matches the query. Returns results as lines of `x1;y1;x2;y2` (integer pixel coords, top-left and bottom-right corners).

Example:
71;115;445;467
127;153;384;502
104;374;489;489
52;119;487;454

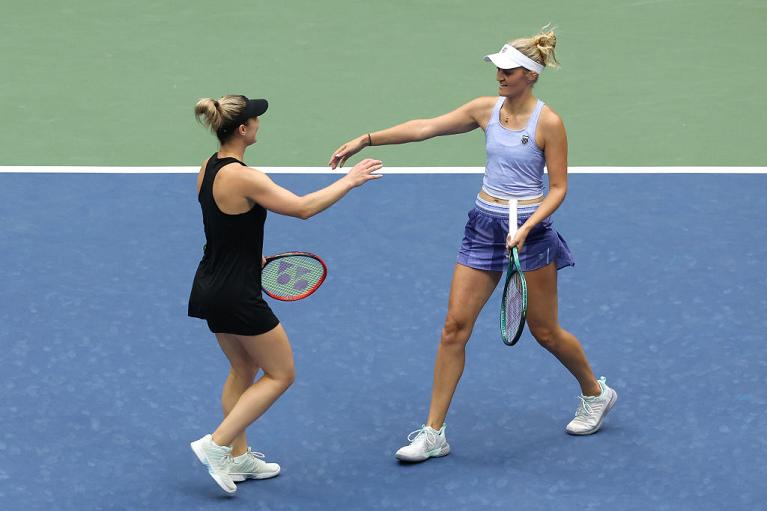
528;322;560;351
282;365;296;387
263;364;296;389
440;314;472;348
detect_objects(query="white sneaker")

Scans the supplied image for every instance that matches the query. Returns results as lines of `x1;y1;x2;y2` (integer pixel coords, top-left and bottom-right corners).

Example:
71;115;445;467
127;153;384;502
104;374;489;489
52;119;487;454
228;448;281;482
395;424;450;462
190;434;237;494
566;376;618;435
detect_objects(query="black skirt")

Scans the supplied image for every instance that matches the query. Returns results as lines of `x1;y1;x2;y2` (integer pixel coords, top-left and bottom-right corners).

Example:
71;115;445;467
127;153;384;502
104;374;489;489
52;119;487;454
189;260;280;336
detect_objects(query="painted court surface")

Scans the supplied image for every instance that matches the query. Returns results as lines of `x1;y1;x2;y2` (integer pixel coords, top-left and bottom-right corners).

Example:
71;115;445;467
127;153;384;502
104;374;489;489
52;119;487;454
1;172;765;510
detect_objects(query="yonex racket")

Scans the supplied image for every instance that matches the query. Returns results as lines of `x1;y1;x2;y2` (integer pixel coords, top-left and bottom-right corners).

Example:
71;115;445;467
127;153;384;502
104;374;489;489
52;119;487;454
500;200;528;346
262;252;327;301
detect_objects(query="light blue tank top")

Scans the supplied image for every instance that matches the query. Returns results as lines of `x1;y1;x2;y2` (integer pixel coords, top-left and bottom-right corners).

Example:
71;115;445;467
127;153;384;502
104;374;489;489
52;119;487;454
482;97;546;199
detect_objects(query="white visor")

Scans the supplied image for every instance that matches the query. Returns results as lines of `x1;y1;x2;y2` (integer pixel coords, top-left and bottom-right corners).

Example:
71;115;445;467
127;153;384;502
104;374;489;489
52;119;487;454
484;44;544;74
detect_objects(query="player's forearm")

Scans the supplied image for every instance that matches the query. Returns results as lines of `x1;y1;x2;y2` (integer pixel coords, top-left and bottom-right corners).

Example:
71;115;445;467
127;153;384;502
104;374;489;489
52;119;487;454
368;119;432;146
299;177;355;219
520;185;566;232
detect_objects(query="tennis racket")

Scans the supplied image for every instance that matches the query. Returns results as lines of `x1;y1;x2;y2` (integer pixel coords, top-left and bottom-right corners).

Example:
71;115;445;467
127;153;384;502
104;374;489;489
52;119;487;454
500;199;528;346
262;252;327;301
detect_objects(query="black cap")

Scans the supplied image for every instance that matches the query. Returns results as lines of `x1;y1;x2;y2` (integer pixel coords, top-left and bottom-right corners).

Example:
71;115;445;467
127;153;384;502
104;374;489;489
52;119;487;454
217;96;268;139
236;97;268;121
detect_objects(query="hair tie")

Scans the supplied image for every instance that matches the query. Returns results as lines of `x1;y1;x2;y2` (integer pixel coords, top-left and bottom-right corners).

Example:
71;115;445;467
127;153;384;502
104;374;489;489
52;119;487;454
213;100;220;109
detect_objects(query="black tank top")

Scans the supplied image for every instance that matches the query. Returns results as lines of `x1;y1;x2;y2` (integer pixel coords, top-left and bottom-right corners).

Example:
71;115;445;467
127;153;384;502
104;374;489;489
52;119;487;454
188;153;268;319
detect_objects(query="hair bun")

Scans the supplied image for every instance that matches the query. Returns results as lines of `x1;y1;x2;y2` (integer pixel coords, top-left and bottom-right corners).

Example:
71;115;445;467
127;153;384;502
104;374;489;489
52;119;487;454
509;27;559;71
536;31;556;49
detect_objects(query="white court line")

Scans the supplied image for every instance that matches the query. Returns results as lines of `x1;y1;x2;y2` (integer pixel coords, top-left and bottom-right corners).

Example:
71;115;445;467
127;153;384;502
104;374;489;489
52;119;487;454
0;166;765;174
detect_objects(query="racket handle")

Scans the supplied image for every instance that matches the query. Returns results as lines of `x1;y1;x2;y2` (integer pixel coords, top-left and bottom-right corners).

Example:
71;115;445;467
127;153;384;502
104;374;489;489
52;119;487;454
508;199;518;238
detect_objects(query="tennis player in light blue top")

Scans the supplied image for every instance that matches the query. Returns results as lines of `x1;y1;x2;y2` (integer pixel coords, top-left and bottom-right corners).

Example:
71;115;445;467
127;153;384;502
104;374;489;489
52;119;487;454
330;27;617;462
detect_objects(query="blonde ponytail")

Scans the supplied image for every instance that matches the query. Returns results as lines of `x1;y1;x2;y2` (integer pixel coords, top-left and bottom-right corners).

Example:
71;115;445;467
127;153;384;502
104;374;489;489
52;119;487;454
194;95;248;142
511;25;559;70
194;98;222;131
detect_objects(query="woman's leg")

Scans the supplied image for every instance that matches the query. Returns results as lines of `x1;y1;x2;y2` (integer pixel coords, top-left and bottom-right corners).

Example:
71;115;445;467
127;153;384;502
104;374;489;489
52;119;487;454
216;333;260;456
524;263;601;396
426;264;503;429
211;324;296;447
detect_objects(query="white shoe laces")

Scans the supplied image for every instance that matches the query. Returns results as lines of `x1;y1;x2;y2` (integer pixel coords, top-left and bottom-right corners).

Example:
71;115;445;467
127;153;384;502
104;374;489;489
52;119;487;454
574;395;595;418
245;448;266;459
234;448;267;465
407;426;438;446
574;378;608;420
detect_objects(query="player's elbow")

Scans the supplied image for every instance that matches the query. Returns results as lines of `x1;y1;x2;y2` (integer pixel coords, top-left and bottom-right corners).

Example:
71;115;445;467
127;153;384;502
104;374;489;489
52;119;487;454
296;201;314;220
276;203;311;220
549;181;567;200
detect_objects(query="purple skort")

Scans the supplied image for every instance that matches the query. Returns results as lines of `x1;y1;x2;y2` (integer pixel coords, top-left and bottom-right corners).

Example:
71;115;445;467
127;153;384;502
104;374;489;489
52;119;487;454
456;198;575;273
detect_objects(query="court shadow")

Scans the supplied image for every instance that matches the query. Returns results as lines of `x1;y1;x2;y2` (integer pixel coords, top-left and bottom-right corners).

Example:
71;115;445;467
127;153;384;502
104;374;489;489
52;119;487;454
172;479;236;500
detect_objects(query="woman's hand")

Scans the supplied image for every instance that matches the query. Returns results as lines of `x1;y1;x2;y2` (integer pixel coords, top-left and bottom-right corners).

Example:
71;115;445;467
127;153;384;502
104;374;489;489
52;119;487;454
329;136;368;169
343;158;383;188
262;256;267;268
506;225;530;253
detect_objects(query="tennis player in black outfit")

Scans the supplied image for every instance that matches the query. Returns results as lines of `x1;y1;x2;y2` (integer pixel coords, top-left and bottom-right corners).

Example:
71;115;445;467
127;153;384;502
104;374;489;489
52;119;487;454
188;95;382;494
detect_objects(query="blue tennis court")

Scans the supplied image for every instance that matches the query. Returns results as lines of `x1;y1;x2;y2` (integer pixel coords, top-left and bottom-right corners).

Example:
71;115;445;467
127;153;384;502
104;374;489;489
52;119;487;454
1;172;765;510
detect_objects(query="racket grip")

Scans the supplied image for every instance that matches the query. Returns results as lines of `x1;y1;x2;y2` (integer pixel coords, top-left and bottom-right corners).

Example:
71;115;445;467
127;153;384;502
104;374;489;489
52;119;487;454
508;198;518;238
